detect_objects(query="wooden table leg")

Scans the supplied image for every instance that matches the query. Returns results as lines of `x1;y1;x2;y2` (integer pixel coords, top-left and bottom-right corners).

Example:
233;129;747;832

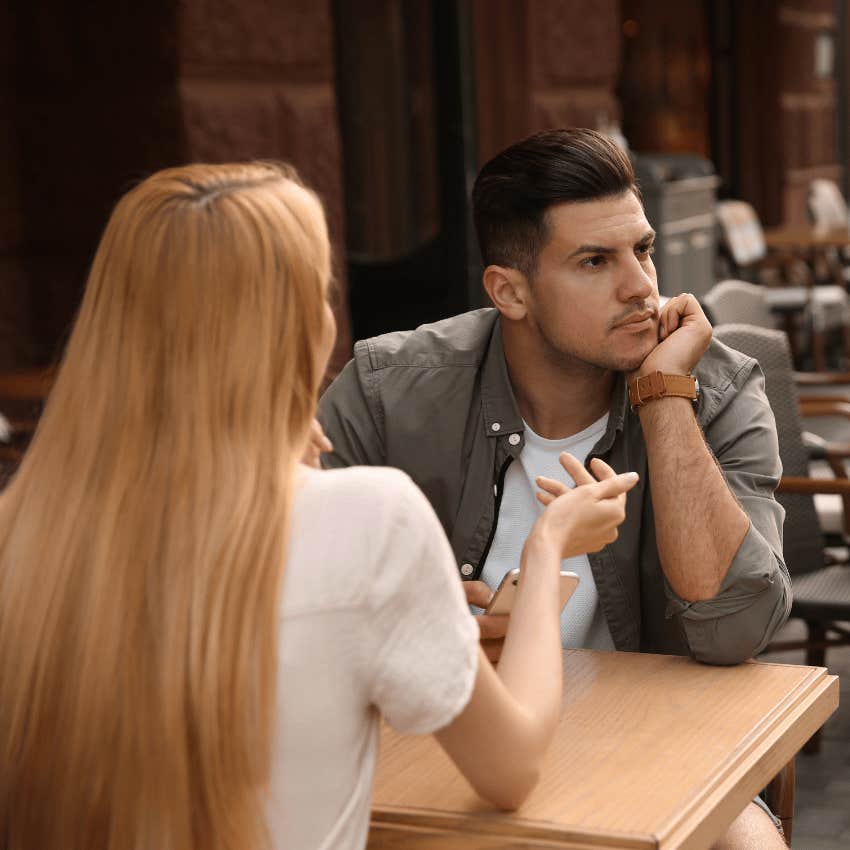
764;757;795;846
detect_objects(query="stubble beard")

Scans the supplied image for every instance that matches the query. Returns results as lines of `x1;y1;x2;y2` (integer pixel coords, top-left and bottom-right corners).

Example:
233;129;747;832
536;320;653;376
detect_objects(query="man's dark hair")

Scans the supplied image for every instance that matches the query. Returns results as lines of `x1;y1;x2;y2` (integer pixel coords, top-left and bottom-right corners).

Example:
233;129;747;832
472;128;638;277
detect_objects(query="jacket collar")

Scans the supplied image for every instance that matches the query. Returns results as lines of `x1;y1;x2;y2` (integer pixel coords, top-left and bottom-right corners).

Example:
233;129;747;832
593;373;629;456
481;315;630;445
480;318;524;437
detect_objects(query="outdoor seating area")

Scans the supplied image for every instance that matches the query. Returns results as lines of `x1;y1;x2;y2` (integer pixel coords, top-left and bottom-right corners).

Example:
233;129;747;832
698;192;850;848
3;3;850;850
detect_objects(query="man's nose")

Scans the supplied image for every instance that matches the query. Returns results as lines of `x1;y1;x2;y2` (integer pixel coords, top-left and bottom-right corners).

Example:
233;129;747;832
617;254;656;301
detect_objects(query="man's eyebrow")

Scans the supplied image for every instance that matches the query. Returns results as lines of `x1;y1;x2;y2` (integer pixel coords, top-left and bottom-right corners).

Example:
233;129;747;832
567;243;616;259
567;230;656;259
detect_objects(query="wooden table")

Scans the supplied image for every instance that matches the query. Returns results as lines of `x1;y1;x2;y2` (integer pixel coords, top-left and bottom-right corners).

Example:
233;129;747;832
369;650;838;850
763;225;850;251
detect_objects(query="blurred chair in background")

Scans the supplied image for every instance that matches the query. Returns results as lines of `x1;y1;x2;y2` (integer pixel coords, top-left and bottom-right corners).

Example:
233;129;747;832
703;273;850;371
704;281;850;545
716;200;809;287
713;324;850;754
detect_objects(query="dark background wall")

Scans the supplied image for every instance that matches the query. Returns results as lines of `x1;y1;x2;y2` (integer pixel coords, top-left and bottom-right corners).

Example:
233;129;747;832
2;0;849;374
1;0;351;376
473;0;622;165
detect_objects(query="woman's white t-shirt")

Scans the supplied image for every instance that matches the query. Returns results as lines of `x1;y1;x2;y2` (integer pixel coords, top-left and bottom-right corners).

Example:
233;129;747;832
269;465;479;850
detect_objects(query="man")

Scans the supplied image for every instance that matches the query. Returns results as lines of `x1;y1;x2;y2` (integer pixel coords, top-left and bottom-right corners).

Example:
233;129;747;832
319;129;789;847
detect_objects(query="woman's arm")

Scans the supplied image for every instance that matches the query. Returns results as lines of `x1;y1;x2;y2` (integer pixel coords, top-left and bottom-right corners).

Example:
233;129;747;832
435;457;638;809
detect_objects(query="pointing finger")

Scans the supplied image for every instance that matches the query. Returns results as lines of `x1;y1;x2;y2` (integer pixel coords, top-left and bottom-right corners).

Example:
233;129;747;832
593;471;639;500
535;475;569;496
559;451;595;485
588;456;617;480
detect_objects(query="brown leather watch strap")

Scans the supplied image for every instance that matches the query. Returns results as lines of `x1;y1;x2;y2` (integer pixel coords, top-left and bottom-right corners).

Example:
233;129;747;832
628;371;698;410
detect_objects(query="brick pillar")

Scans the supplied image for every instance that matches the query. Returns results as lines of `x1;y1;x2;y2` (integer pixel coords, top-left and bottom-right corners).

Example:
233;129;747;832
473;0;622;166
178;0;352;377
4;1;351;379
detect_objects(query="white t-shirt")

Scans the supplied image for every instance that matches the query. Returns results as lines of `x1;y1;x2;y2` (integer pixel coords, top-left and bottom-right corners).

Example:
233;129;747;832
270;465;479;850
479;415;615;650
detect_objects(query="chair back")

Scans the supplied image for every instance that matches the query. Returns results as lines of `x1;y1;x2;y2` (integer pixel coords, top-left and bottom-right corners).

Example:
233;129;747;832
713;324;823;576
716;200;768;266
808;179;849;230
703;280;774;328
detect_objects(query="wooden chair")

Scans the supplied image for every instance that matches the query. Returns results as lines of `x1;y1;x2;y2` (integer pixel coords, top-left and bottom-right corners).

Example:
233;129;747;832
714;324;850;757
716;200;809;285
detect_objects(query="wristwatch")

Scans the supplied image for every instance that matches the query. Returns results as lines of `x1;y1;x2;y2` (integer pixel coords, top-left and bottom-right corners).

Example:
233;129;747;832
628;371;699;410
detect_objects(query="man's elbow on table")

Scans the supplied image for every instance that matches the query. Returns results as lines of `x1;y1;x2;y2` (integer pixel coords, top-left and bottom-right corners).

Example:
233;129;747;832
684;570;791;666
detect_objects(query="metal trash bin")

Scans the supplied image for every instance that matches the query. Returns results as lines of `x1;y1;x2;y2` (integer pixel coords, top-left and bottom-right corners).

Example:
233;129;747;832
633;154;720;299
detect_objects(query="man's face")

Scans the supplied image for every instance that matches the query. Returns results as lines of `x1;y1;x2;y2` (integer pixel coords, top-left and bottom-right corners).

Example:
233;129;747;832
524;191;660;373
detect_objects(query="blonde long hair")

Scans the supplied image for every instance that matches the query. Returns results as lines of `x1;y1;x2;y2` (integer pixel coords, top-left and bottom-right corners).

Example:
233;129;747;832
0;162;331;849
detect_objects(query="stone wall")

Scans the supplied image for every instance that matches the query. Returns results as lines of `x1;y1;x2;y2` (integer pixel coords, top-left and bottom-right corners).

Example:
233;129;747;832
177;0;351;376
473;0;622;166
2;0;350;376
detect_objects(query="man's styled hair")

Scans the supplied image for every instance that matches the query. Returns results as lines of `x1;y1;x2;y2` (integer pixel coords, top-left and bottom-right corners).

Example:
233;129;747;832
472;128;638;277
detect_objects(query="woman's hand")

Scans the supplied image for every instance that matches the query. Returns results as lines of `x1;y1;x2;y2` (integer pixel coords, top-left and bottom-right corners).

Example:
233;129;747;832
530;453;638;560
301;418;333;468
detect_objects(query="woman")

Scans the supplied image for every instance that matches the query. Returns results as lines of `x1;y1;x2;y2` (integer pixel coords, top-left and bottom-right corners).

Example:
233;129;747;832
0;162;637;850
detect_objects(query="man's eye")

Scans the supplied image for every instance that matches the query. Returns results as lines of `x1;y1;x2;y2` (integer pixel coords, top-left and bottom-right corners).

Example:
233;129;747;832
581;255;606;269
637;244;656;257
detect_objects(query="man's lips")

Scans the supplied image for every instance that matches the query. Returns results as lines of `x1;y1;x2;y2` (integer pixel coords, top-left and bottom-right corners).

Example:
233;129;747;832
612;311;657;330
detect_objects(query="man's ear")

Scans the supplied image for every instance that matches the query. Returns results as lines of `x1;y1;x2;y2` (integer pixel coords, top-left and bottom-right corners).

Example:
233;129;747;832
482;265;529;320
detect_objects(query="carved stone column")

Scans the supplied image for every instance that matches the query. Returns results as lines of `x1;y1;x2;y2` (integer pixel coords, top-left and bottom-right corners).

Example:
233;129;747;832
473;0;622;166
177;0;352;376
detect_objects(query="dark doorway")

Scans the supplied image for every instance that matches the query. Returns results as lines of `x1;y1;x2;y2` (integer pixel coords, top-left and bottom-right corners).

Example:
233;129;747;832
619;0;712;159
331;0;481;341
618;0;738;199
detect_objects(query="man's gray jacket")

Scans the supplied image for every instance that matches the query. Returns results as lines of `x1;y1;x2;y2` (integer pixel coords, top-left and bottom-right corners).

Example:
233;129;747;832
319;308;791;664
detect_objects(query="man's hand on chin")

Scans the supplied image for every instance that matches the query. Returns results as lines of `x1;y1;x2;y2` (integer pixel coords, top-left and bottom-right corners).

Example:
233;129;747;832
631;293;712;379
463;580;508;664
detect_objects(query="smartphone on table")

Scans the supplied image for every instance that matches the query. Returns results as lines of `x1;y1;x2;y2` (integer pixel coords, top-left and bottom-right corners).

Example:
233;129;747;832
485;568;580;616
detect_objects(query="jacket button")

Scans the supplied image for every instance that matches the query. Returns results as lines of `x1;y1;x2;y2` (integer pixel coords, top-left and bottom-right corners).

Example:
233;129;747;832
461;563;474;576
491;422;501;432
508;433;521;446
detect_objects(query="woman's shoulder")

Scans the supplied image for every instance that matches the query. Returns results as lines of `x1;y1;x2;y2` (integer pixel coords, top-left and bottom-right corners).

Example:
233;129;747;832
285;466;439;615
292;465;434;559
299;464;424;518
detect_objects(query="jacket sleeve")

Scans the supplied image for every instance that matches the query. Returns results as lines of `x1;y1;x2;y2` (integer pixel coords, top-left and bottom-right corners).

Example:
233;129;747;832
317;343;386;469
665;363;792;664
